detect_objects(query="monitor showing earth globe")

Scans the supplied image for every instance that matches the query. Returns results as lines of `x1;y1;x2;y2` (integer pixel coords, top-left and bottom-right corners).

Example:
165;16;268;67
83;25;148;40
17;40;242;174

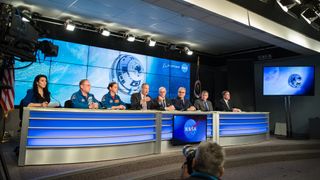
263;66;314;96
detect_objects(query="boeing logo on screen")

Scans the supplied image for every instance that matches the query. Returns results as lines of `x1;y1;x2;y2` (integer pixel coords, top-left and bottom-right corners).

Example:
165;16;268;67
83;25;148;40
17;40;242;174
288;74;302;88
184;119;198;138
181;63;188;73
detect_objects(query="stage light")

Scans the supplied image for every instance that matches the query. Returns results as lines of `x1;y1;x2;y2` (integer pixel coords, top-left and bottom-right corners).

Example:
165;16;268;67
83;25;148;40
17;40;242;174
21;9;31;22
127;34;135;42
184;47;193;55
276;0;302;18
65;19;75;31
100;28;110;36
301;8;319;24
148;39;156;47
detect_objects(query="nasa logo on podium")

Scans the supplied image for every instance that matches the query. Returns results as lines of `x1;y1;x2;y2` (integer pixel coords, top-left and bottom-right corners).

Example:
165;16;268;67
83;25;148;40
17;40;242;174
184;119;198;139
111;54;145;95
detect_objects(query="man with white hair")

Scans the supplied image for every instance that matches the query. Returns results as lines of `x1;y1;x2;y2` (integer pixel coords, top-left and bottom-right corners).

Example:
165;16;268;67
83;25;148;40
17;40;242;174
182;141;225;180
154;87;175;111
172;87;196;111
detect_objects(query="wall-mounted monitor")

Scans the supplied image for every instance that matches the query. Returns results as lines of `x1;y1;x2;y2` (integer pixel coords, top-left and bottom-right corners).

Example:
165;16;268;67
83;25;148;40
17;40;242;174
172;115;207;145
263;66;314;96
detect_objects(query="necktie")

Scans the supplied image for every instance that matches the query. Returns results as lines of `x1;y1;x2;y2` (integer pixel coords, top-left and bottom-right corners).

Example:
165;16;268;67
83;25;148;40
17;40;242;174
204;101;209;111
163;100;166;108
226;100;230;110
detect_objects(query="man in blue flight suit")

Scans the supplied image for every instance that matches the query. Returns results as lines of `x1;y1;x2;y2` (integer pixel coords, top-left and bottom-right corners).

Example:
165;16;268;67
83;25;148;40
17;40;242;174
70;79;100;109
101;82;126;110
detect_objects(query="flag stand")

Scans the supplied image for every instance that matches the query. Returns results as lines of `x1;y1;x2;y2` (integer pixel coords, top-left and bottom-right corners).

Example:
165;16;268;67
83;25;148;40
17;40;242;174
1;112;11;143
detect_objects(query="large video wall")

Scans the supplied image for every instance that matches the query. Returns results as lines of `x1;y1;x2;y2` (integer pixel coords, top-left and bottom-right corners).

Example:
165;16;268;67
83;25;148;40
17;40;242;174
14;39;190;105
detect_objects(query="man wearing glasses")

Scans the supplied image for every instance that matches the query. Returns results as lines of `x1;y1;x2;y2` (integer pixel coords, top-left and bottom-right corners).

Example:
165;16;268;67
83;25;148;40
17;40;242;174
172;87;196;111
70;79;100;109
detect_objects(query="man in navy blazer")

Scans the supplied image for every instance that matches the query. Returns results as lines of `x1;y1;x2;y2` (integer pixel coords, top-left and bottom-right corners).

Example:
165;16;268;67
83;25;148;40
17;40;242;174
172;87;196;111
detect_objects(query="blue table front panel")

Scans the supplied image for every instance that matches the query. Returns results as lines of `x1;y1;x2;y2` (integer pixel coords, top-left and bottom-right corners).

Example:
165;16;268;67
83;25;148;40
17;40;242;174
219;113;268;137
27;111;157;147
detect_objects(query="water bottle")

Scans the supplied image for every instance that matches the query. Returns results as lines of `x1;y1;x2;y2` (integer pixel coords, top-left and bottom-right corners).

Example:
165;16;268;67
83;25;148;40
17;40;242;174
88;96;93;105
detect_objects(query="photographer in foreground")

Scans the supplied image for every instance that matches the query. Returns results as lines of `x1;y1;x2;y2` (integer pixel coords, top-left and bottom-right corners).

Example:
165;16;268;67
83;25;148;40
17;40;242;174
181;142;225;180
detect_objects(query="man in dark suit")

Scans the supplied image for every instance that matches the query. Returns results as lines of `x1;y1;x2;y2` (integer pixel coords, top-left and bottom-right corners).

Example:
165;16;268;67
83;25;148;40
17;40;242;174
172;87;196;111
216;90;241;112
154;87;175;111
194;90;213;111
130;83;154;110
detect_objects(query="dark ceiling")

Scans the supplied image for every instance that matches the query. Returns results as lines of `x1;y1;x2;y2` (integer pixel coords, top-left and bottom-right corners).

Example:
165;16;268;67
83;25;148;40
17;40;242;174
229;0;320;42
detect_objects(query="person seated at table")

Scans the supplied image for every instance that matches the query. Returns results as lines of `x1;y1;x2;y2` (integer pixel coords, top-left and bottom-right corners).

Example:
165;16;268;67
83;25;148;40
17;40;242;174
101;82;126;110
216;90;241;112
194;90;213;111
130;83;154;110
70;79;100;109
172;87;196;111
154;87;175;111
22;74;51;107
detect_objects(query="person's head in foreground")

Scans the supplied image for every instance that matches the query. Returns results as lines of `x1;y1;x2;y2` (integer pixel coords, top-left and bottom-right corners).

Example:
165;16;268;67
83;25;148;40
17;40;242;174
182;141;225;180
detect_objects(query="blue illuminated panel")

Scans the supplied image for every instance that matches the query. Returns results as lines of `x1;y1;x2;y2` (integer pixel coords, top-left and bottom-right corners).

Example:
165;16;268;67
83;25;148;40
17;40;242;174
27;111;157;147
207;115;213;138
219;113;268;137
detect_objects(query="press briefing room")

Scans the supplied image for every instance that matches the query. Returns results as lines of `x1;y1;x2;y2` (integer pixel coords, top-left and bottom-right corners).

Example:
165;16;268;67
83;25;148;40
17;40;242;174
0;0;320;180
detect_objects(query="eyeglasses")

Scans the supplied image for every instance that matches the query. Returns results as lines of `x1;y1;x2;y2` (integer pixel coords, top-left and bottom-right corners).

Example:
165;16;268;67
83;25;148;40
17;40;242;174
178;91;185;93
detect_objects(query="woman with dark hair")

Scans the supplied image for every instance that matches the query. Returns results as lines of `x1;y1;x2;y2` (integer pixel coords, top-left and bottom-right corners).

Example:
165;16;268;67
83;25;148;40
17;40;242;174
101;82;126;110
22;74;51;107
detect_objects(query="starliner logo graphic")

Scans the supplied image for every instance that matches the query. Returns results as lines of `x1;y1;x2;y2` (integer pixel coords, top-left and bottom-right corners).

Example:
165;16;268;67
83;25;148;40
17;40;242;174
184;119;200;138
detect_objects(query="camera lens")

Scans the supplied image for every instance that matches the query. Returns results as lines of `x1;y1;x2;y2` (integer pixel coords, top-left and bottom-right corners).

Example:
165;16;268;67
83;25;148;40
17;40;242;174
182;145;196;159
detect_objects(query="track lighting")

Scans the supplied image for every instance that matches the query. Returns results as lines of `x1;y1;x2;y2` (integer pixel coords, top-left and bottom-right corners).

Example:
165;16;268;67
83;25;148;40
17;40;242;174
65;19;75;31
126;34;135;42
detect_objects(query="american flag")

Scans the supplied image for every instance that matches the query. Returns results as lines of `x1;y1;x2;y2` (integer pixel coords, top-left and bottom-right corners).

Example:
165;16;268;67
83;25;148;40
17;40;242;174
0;64;15;113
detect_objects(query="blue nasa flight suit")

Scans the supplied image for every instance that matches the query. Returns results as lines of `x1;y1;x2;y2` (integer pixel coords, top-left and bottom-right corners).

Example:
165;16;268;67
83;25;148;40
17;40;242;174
70;90;101;109
101;92;126;109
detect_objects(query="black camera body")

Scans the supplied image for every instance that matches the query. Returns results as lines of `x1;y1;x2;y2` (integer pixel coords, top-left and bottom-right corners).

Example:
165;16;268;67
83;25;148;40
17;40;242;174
183;145;197;174
0;3;58;62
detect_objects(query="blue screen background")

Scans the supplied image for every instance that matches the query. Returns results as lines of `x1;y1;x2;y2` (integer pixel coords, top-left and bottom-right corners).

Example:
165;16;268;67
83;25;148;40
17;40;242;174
14;39;191;104
263;66;314;95
173;115;207;145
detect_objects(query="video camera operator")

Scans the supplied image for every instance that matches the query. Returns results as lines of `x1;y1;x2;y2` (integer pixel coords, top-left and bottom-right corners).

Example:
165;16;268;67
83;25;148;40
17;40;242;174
181;141;225;180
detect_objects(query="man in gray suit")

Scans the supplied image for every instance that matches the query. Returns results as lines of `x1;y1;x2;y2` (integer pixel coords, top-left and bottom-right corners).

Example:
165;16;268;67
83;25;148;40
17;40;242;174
194;90;213;111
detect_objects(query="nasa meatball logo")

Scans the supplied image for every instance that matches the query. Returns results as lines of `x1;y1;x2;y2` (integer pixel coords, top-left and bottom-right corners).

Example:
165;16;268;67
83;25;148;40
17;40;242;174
184;119;198;138
111;54;145;95
181;63;188;73
288;74;302;88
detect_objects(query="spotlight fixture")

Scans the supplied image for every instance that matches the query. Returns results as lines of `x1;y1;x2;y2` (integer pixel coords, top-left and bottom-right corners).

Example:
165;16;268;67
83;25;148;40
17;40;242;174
100;28;110;36
65;19;75;31
184;47;193;56
301;8;320;30
21;9;31;22
148;38;156;47
301;8;318;24
126;34;135;42
276;0;302;18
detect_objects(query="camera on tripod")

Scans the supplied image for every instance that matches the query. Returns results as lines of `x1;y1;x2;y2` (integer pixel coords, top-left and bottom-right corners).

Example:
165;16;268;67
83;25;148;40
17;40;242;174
0;3;58;62
182;145;197;175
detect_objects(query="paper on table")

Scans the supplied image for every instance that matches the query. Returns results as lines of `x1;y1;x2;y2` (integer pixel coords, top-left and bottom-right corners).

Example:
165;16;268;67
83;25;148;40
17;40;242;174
48;102;60;108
